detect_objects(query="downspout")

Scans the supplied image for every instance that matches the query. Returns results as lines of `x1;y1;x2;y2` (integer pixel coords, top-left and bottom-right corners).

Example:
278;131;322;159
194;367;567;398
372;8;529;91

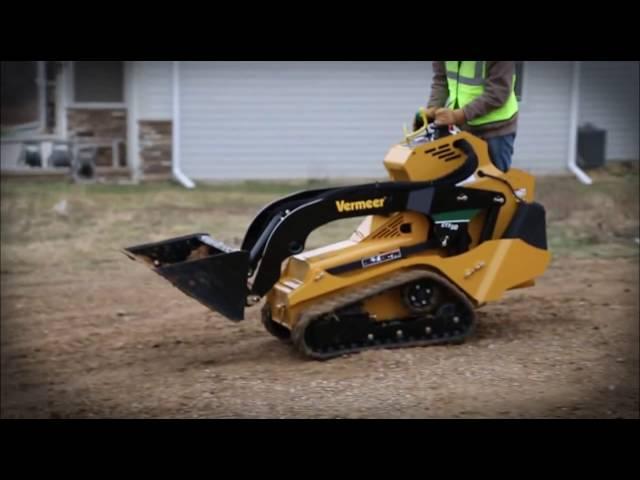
172;61;195;189
567;61;592;185
126;62;141;183
56;62;68;139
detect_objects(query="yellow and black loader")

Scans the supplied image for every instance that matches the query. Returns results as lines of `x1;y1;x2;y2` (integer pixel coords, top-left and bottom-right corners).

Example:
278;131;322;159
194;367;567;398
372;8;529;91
124;116;551;359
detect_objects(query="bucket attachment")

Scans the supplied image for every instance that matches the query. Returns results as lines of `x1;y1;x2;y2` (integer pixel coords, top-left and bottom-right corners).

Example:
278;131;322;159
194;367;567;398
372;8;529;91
123;234;249;321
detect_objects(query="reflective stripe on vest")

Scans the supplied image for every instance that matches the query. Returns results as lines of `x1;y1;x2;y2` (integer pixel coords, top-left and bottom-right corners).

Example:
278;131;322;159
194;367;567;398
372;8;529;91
445;61;519;126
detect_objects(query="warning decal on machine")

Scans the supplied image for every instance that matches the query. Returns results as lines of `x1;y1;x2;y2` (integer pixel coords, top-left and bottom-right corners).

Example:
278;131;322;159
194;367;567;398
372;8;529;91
361;249;402;268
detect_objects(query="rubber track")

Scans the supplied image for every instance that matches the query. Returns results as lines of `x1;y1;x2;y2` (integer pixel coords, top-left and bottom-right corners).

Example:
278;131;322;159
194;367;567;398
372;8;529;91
291;269;477;360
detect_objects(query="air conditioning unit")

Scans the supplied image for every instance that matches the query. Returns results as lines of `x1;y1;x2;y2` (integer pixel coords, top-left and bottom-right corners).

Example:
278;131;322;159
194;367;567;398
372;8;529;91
577;123;607;170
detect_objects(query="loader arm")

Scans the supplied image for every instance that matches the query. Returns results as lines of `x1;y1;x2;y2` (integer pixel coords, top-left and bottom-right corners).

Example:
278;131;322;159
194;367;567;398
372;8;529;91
241;134;477;256
248;180;504;297
246;138;482;293
241;186;337;254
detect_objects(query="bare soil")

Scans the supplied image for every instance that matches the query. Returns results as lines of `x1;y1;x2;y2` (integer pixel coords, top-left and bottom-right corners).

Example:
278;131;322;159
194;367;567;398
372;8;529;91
1;166;638;418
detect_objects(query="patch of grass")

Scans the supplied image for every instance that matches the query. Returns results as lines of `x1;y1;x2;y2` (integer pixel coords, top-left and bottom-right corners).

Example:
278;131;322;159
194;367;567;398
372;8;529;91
1;169;638;276
537;169;638;258
547;224;639;258
0;177;371;199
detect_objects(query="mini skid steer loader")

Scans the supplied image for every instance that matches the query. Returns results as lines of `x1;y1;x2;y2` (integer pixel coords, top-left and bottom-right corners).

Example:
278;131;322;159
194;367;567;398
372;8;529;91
124;114;551;359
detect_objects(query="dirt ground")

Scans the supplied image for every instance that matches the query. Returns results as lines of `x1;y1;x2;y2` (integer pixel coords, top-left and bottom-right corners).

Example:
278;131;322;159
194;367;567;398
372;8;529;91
1;165;638;418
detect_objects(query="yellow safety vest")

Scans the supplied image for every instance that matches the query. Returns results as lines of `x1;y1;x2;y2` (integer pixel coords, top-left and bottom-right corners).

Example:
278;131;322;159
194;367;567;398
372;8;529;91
445;61;519;126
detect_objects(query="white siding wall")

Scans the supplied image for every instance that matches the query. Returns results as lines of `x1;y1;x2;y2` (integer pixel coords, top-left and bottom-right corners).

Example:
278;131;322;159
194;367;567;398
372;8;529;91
137;61;172;120
512;62;573;173
148;61;637;180
178;61;434;180
579;61;639;161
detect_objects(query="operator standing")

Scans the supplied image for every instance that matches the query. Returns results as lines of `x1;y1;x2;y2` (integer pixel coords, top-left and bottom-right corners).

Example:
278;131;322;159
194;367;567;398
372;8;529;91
414;61;519;172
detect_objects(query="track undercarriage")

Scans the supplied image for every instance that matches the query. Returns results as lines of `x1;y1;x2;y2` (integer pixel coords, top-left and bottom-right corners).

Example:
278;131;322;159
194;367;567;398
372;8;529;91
263;269;476;359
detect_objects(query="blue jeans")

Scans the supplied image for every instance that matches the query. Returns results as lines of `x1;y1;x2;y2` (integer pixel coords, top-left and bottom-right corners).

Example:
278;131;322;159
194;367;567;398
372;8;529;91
486;133;516;172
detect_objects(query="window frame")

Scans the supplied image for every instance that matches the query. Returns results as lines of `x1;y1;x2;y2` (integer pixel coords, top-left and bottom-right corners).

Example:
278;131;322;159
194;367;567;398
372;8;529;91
67;61;126;109
0;61;46;135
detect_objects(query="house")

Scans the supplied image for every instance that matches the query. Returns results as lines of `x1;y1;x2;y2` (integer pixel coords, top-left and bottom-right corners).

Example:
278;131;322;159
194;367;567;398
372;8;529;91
1;61;638;184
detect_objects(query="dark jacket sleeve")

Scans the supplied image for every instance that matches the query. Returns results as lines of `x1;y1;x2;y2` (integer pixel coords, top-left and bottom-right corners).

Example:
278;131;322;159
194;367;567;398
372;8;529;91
427;61;449;109
462;61;515;121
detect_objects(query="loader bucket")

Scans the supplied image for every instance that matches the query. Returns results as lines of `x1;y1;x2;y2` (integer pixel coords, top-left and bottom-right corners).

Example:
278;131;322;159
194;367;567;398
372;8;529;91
123;234;249;321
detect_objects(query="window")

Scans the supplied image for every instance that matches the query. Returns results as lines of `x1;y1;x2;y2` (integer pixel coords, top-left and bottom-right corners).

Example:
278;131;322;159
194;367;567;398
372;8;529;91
1;61;41;130
72;61;124;104
515;61;525;102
